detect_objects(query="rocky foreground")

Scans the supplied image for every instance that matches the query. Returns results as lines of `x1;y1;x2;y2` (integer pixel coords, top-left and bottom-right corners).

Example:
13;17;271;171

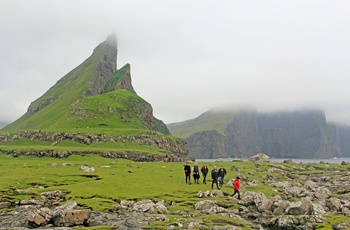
1;154;350;229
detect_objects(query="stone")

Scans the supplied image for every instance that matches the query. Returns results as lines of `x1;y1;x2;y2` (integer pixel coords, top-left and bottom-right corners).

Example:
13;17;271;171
333;221;350;230
27;207;53;227
0;201;12;209
286;199;314;215
326;198;342;212
249;153;270;163
81;165;96;173
52;209;92;227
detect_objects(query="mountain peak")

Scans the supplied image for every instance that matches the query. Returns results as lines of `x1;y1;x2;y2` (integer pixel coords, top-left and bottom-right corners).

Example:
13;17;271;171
4;34;169;135
106;33;117;48
85;34;118;96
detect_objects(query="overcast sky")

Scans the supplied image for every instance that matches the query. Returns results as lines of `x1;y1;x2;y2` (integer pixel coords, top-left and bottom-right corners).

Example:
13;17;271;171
1;0;350;125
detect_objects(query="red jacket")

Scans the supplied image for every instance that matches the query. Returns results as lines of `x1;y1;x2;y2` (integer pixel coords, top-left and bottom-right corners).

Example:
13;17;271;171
233;179;240;190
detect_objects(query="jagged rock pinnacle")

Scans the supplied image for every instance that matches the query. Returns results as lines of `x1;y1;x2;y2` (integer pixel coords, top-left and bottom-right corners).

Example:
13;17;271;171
85;34;118;96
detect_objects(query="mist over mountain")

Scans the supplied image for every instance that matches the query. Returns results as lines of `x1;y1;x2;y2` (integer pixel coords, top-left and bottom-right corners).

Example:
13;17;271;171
168;108;350;159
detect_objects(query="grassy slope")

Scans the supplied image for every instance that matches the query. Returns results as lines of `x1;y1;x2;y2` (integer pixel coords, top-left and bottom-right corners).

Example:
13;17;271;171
0;153;349;229
168;110;236;139
0;43;174;155
3;42;103;131
49;89;150;132
2;45;163;135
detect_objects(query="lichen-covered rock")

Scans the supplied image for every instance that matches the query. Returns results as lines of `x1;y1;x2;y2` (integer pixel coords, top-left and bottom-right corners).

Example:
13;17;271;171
52;209;91;227
286;199;314;215
28;207;53;227
249;153;270;163
326;197;343;212
132;199;169;214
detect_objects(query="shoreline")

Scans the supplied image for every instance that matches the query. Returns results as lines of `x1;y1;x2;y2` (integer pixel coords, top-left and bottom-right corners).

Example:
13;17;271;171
195;157;350;164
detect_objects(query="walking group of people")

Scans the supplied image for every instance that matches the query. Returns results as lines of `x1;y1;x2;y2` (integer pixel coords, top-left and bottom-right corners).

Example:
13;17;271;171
165;153;181;162
183;162;241;199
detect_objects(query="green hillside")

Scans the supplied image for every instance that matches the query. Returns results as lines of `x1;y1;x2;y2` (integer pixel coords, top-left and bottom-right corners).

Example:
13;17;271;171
3;36;168;135
0;35;185;157
3;41;103;131
167;110;236;138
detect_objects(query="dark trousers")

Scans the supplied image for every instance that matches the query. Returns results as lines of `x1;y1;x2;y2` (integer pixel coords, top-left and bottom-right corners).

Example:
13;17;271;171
212;179;219;189
232;189;240;199
219;176;224;186
202;173;207;184
185;173;191;183
192;173;198;183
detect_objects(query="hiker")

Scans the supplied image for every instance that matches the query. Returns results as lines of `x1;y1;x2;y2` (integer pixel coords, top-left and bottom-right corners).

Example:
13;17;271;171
177;153;181;162
184;162;191;184
201;163;209;184
165;153;169;162
231;176;241;199
192;162;200;184
218;165;227;187
211;166;219;189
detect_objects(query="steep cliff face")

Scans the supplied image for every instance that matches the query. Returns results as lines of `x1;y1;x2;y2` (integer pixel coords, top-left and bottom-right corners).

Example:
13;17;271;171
225;111;262;158
333;124;350;157
187;130;226;159
168;109;350;159
85;34;118;96
257;111;325;158
101;64;136;94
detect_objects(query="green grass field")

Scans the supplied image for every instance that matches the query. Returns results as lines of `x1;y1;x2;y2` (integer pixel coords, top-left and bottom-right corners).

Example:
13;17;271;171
1;153;350;229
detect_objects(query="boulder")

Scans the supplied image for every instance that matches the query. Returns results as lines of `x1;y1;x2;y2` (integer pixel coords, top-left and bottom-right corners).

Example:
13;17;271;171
194;200;228;214
0;201;12;209
52;209;91;227
333;221;350;230
326;197;342;212
286;199;314;215
249;153;270;163
132;199;168;214
197;190;211;198
211;189;224;197
194;200;217;211
28;207;53;227
266;215;315;230
283;159;295;164
81;165;96;173
283;186;310;198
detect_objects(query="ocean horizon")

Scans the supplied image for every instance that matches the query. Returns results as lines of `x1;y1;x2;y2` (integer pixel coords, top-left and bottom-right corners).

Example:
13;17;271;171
195;157;350;164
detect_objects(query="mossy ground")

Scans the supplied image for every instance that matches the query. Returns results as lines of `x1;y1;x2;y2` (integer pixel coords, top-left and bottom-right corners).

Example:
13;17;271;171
0;153;349;229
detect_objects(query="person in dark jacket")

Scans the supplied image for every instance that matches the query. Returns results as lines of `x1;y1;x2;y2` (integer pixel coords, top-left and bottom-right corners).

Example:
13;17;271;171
184;162;191;184
192;162;200;184
218;165;227;187
211;166;219;189
201;163;209;184
231;176;241;199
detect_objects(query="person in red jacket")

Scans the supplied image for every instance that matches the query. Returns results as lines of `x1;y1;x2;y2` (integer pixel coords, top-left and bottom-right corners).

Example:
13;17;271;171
231;176;241;199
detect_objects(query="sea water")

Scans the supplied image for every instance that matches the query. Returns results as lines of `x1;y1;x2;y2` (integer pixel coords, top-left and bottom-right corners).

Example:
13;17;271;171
195;157;350;164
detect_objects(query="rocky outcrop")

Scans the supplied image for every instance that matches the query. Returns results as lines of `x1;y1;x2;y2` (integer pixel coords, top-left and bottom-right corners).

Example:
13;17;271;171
27;96;56;113
101;63;136;94
85;34;118;96
169;109;350;159
0;130;188;160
